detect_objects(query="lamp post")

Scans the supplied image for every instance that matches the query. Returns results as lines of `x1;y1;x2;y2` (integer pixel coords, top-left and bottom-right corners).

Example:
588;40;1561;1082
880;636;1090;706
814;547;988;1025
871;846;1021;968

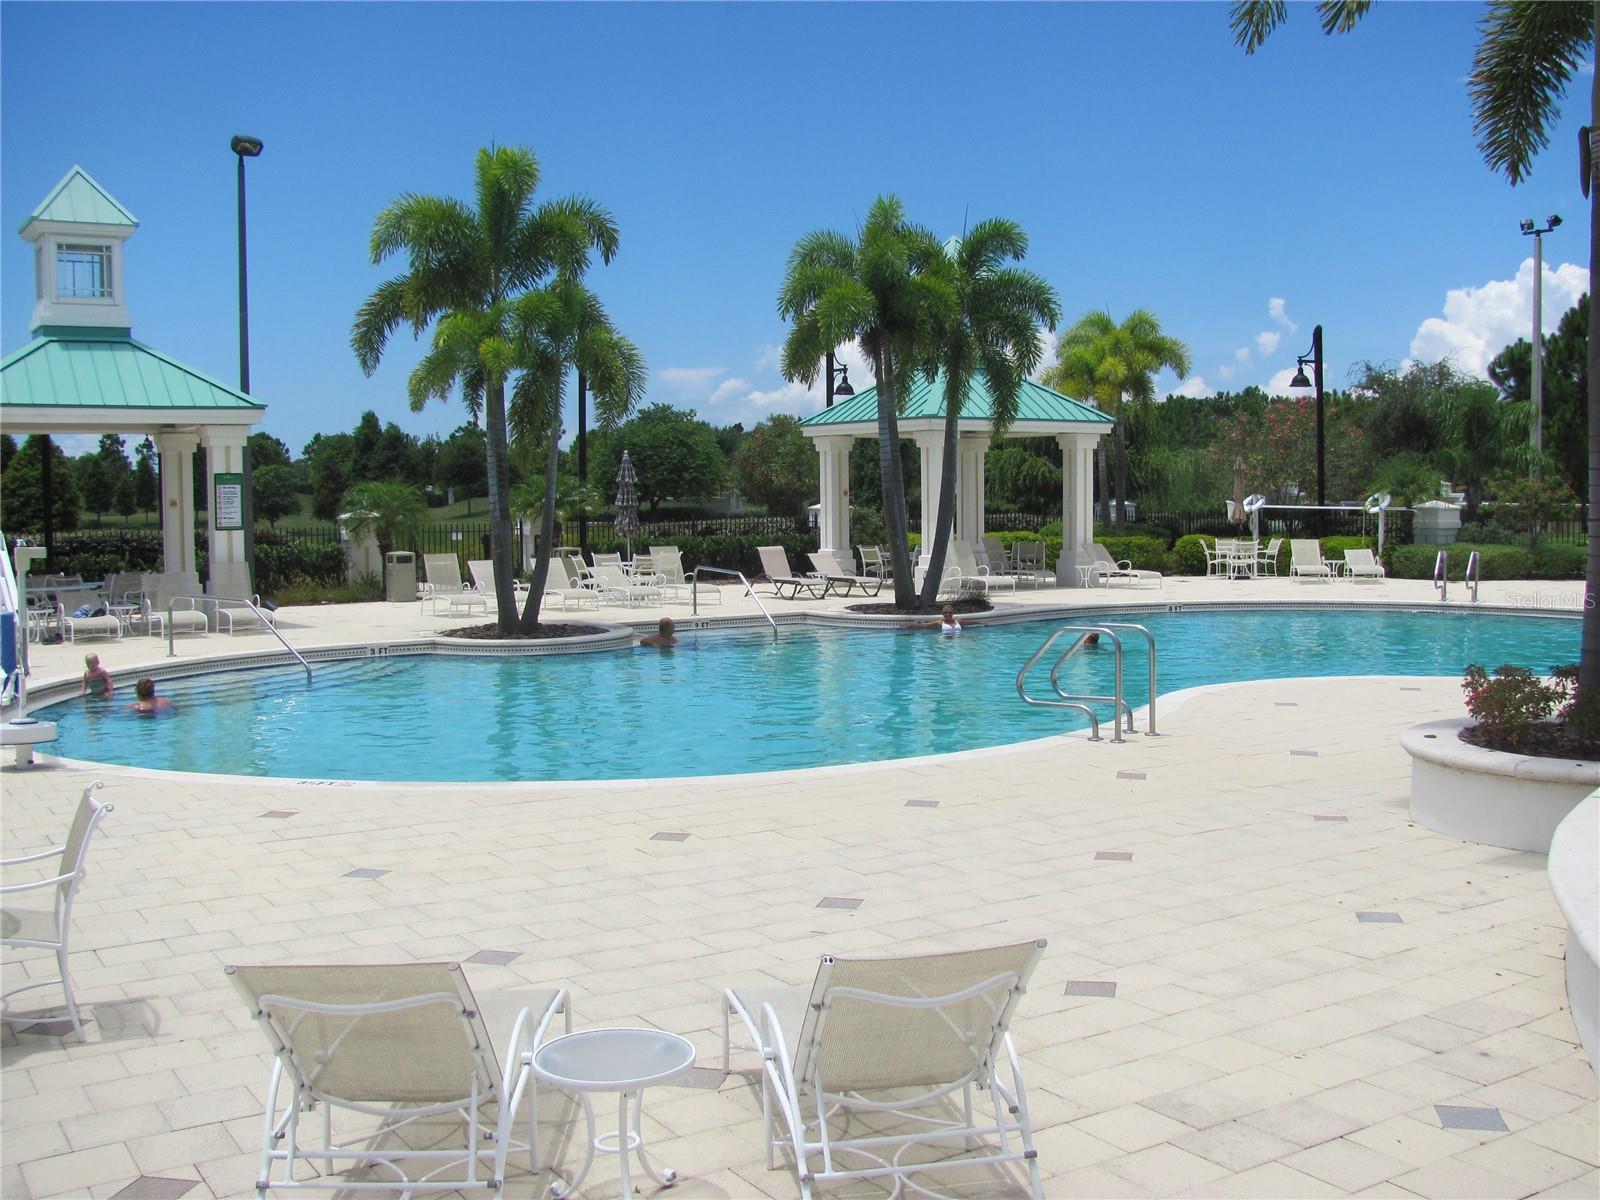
577;370;588;557
1521;215;1562;468
824;350;854;408
230;134;263;591
1287;324;1325;525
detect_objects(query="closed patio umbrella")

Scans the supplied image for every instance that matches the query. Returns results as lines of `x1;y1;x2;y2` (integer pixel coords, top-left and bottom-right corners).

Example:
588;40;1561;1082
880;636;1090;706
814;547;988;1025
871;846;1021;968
1231;455;1248;527
614;450;641;559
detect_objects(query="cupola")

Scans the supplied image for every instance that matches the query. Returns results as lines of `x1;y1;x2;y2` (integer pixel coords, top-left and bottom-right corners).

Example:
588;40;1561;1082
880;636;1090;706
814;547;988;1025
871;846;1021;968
19;165;138;334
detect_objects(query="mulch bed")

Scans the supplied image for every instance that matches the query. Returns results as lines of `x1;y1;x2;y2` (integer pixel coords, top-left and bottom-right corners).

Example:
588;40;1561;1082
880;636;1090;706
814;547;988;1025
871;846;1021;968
844;599;995;617
440;623;610;641
1459;723;1600;762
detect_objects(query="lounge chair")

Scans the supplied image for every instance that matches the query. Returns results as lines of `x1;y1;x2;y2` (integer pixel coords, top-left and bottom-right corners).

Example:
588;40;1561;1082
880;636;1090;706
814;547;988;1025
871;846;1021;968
722;939;1048;1200
422;554;488;615
138;595;208;638
650;545;718;604
857;544;891;580
1290;539;1334;582
1;782;113;1040
950;541;1016;595
537;557;601;612
1088;543;1162;589
807;550;884;597
590;562;663;606
1012;540;1048;586
57;602;122;643
982;534;1013;577
228;961;570;1198
1344;547;1387;582
468;559;528;600
217;596;277;636
757;546;827;600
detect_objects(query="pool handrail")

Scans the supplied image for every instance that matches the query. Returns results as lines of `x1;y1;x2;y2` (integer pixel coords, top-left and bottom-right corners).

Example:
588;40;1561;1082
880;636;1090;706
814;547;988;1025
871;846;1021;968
1434;550;1448;602
1465;550;1481;604
169;595;312;682
1088;622;1159;736
690;566;776;640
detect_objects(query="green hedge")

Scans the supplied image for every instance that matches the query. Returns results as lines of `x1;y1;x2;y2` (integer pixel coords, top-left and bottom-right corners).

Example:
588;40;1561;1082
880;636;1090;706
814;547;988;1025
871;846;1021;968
1385;541;1584;580
1098;535;1168;572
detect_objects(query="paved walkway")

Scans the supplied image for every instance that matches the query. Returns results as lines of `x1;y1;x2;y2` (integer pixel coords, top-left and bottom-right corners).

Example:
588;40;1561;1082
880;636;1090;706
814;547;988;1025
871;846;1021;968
2;579;1596;1199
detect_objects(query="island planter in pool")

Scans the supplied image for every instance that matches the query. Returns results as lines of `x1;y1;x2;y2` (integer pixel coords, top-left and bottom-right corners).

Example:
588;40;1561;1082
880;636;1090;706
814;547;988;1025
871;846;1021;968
1401;718;1600;853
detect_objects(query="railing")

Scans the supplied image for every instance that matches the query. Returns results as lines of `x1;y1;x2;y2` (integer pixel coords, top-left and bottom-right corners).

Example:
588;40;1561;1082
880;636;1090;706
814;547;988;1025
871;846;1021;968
1434;550;1448;602
170;596;312;682
1016;622;1157;744
1465;550;1481;604
690;567;776;640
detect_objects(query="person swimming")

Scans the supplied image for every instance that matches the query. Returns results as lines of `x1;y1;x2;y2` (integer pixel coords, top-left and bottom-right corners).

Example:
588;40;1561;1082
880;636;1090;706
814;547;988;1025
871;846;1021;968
80;653;113;698
923;604;963;634
639;617;679;648
128;677;175;716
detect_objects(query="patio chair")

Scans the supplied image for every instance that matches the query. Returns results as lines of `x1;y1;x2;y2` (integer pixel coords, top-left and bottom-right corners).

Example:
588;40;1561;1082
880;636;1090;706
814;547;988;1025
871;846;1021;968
1012;540;1048;586
1206;538;1234;577
217;597;277;636
422;555;488;615
857;544;891;581
137;595;208;638
1088;543;1163;589
651;545;718;604
589;562;663;606
1;782;114;1040
57;602;122;643
1289;539;1334;582
757;546;827;600
1344;547;1387;582
982;534;1013;577
722;939;1048;1200
949;542;1016;595
468;560;529;600
807;550;884;597
1256;537;1283;577
228;961;571;1198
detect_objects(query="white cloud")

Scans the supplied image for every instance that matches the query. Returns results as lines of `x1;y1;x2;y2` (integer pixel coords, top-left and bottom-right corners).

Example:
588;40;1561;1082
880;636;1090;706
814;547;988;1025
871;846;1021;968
1409;257;1588;378
753;345;783;372
1268;297;1297;333
1255;330;1280;357
1233;346;1252;366
1217;363;1240;382
1032;325;1059;379
1168;376;1211;399
1267;367;1300;394
657;365;725;388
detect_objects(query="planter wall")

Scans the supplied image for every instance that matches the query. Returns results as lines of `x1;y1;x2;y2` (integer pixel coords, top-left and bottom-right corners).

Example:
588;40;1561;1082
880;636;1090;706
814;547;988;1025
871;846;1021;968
1548;797;1599;1077
1401;718;1600;854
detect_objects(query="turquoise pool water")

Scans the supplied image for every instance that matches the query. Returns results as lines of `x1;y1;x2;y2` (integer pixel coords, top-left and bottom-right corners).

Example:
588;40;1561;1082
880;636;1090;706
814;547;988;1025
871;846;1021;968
37;608;1579;782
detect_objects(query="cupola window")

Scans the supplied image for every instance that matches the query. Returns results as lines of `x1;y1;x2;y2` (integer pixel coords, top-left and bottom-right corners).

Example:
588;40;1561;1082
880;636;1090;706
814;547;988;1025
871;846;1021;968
56;242;113;299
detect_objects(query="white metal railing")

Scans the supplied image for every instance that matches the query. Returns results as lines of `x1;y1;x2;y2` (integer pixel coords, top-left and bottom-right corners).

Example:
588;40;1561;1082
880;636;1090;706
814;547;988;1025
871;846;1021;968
1434;550;1448;601
170;596;312;682
1016;622;1158;744
690;566;776;640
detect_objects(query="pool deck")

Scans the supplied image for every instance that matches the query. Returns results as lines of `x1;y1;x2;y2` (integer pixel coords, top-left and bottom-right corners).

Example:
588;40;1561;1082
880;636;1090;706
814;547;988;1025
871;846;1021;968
2;576;1596;1199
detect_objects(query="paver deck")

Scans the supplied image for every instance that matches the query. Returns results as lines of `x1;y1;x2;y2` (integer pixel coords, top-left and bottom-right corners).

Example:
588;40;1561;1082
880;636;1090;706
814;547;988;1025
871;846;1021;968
3;576;1595;1199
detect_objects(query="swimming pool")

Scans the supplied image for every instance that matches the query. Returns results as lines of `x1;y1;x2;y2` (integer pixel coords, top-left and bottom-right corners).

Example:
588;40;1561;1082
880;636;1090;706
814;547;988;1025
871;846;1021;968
38;608;1579;782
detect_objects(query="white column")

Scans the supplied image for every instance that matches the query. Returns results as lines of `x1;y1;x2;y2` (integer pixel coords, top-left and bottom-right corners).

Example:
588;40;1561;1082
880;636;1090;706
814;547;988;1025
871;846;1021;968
154;431;201;604
201;426;252;598
1056;432;1100;586
913;431;945;586
813;436;854;559
956;433;990;552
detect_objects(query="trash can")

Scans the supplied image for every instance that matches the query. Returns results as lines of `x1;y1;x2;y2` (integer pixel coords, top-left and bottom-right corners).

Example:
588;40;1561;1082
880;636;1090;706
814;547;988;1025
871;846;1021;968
385;551;416;603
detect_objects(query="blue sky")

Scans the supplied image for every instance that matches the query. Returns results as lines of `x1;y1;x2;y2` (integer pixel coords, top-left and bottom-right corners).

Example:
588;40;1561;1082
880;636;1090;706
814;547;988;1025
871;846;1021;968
2;2;1590;459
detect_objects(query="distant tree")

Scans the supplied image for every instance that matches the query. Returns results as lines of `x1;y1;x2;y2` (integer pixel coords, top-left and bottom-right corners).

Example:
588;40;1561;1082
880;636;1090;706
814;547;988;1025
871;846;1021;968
716;422;746;461
97;433;130;483
438;424;489;512
133;437;158;515
985;440;1061;514
0;434;17;473
113;472;138;520
340;480;428;558
305;432;355;521
248;431;293;470
0;435;81;532
735;415;815;516
75;453;115;524
1489;295;1588;497
590;404;724;511
1354;360;1456;461
350;411;384;481
252;465;302;527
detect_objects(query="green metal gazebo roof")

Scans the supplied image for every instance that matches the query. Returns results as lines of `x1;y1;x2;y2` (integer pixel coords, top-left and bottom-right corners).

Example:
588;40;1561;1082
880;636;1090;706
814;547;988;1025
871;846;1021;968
0;328;262;411
20;166;138;232
800;372;1114;427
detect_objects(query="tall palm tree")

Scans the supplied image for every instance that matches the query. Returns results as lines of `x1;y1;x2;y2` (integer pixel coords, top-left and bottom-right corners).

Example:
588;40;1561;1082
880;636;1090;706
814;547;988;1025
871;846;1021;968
507;279;646;630
1043;310;1190;526
778;196;955;607
918;224;1060;606
352;146;620;634
1231;0;1598;688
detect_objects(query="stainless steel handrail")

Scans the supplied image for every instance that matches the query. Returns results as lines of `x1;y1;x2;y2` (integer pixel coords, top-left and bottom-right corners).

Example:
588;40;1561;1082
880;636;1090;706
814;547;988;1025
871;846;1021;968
1434;550;1448;602
1094;622;1159;735
169;595;312;682
1465;550;1481;604
691;566;776;640
1016;627;1104;741
1047;626;1131;740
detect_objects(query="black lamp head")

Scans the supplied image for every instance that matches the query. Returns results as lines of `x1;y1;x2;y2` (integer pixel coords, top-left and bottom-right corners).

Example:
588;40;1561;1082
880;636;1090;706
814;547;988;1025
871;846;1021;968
1520;218;1536;234
1549;214;1563;229
231;135;265;158
834;366;854;397
1288;365;1312;391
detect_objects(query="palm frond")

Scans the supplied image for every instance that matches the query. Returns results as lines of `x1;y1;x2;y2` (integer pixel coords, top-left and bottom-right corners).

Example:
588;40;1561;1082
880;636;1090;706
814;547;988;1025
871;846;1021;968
351;277;411;375
1468;0;1589;185
1317;0;1372;36
1230;0;1288;52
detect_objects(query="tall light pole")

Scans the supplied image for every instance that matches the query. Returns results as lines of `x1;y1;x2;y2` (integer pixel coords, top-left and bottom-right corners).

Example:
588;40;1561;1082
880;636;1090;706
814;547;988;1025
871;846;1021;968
1287;324;1325;516
1521;215;1562;468
231;134;263;590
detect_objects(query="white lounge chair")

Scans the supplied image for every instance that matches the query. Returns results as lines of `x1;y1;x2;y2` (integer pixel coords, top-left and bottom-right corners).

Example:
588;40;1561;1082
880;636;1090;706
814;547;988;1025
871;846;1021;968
229;961;570;1199
857;544;891;581
1088;543;1162;589
723;939;1048;1200
217;596;277;636
950;541;1016;594
650;545;718;604
807;550;885;597
590;562;663;606
1;782;113;1040
1290;539;1334;582
1344;547;1387;581
1012;540;1049;586
138;595;208;638
468;559;529;601
57;601;122;643
757;546;827;600
422;554;488;615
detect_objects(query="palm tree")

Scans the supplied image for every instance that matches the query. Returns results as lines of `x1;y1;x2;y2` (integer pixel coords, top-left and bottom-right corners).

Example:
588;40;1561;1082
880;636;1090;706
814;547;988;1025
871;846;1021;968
918;224;1060;606
352;146;620;634
1042;310;1190;526
507;278;646;630
340;480;428;560
778;196;955;607
1231;1;1598;689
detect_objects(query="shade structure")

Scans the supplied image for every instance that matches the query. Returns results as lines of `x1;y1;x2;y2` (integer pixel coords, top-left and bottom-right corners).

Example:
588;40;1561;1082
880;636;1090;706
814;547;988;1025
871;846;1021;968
614;450;641;558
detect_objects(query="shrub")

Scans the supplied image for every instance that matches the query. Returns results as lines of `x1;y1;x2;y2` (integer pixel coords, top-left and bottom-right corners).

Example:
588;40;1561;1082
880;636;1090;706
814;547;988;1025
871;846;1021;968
1385;543;1534;580
1531;542;1586;578
850;507;887;549
254;536;347;595
1462;664;1566;751
1098;535;1168;572
1171;534;1213;575
1093;522;1171;545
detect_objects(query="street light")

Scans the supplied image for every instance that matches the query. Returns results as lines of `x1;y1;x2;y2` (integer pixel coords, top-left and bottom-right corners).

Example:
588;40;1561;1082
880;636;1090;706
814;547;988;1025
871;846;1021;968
1287;324;1325;510
230;135;263;393
1521;214;1561;468
824;350;854;408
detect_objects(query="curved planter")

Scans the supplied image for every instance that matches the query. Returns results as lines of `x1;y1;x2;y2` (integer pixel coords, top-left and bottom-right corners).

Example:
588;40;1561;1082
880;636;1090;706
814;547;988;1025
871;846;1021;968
1401;718;1600;853
1548;797;1599;1077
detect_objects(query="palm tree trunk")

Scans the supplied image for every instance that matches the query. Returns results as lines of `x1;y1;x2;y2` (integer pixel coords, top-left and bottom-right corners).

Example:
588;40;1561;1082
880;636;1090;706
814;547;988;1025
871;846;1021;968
918;402;962;606
1113;416;1129;526
483;377;519;633
1096;442;1111;527
1581;45;1599;692
519;416;561;633
875;349;917;607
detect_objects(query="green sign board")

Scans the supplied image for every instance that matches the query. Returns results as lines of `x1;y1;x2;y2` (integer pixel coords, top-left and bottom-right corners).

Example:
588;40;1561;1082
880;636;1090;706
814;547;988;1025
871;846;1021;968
214;472;245;531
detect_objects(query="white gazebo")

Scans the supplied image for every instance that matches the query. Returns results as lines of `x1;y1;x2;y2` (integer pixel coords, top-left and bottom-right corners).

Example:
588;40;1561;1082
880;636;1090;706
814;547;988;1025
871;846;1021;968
800;373;1114;586
0;167;265;602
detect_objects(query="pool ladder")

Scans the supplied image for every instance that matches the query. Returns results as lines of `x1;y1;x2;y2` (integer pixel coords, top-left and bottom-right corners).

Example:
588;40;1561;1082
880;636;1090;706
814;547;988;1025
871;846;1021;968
690;566;777;640
1016;623;1157;744
1433;550;1480;603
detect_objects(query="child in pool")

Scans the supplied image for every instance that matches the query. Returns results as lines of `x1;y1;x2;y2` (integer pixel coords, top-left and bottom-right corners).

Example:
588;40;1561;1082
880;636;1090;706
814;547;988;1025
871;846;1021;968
80;654;114;698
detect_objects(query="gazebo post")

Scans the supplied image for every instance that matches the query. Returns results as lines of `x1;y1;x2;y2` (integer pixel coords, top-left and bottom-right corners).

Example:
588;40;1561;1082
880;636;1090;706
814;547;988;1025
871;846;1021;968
1056;432;1097;586
956;433;989;552
911;431;945;585
202;427;252;598
813;436;853;559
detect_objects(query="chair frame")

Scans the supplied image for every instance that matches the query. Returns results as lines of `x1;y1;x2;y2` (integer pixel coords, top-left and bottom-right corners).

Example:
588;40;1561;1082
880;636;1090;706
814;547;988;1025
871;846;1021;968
1344;548;1387;582
1;782;114;1040
757;546;827;600
1088;543;1163;589
228;962;571;1199
1289;539;1335;582
722;940;1047;1200
806;551;884;597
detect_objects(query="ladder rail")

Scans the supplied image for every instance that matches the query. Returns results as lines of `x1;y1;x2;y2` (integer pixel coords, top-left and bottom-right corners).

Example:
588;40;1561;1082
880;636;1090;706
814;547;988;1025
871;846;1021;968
1047;628;1132;736
1015;627;1103;741
1434;550;1448;602
690;566;776;640
1465;550;1480;603
170;596;312;683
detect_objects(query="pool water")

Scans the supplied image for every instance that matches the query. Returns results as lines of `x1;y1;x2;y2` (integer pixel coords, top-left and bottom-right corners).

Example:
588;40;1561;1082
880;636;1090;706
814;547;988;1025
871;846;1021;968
38;608;1579;782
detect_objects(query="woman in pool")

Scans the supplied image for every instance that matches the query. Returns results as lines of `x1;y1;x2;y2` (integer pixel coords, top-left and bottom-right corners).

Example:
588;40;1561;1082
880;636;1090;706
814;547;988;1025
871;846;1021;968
923;604;964;634
129;677;175;716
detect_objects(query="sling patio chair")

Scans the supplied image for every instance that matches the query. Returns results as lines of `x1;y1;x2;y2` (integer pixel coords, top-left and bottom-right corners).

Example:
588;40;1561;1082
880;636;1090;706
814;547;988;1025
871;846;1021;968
468;560;529;601
807;550;884;597
857;544;891;581
650;545;719;604
228;961;571;1198
1344;547;1387;582
1011;540;1049;587
757;545;828;600
950;542;1017;595
1;782;114;1040
722;939;1048;1200
1290;539;1335;582
589;562;663;607
422;555;488;616
1088;543;1163;589
1256;537;1284;577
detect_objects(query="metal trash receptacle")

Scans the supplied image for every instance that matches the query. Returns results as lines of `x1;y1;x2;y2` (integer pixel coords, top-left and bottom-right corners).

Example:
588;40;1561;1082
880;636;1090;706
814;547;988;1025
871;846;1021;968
385;552;416;603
